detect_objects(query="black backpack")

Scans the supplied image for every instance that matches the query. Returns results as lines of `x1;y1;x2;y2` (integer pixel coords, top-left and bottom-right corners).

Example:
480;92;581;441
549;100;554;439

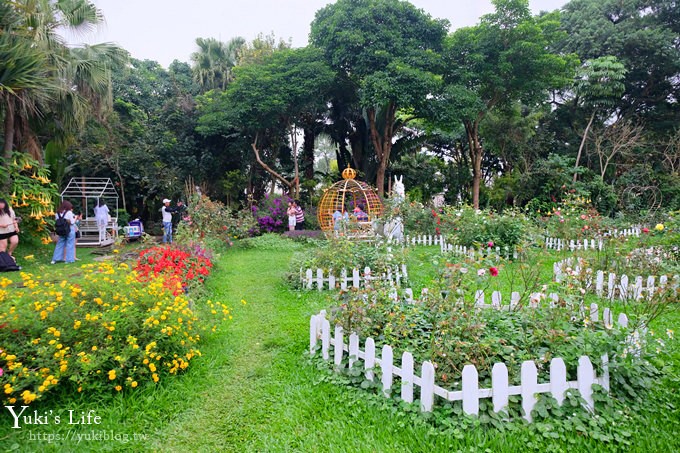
55;212;70;237
0;252;20;272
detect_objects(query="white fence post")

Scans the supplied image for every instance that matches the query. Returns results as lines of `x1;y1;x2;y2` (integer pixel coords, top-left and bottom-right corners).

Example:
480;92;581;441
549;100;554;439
334;325;344;366
521;361;538;422
550;358;568;406
577;356;595;412
462;365;479;416
421;362;436;412
401;352;414;403
381;345;393;397
492;363;509;413
321;319;331;360
317;268;324;291
306;269;313;289
365;338;376;381
309;315;318;354
349;333;359;368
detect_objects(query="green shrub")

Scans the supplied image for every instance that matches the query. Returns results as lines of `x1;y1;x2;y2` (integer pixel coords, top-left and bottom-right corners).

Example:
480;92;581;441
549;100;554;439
439;206;532;249
287;238;408;288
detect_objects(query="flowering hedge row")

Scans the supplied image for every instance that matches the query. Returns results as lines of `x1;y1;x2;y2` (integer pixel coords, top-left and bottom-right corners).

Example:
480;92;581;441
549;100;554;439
0;263;229;405
135;246;213;295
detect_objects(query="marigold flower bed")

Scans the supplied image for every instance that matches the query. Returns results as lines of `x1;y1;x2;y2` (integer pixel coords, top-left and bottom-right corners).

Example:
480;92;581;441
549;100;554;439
0;261;228;405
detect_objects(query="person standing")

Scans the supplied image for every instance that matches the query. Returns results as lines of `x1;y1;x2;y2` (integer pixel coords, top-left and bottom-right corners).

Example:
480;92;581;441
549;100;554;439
51;201;77;264
294;202;305;231
0;198;19;258
286;202;297;232
94;200;110;244
161;198;183;243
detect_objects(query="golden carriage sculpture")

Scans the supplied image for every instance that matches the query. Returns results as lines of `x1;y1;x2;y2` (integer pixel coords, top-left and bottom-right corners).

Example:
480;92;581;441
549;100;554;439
317;166;384;238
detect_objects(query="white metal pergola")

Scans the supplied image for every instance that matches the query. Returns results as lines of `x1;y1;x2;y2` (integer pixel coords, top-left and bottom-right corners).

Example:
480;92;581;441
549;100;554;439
60;178;119;247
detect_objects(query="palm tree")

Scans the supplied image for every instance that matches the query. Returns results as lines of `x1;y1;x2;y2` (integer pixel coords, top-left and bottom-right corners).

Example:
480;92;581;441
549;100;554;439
1;0;127;164
191;37;245;91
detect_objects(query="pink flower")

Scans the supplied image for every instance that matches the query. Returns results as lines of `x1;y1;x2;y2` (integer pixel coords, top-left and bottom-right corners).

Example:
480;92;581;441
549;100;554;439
487;241;494;248
489;267;499;277
580;214;587;220
642;227;649;233
477;269;486;276
0;367;3;377
559;219;565;223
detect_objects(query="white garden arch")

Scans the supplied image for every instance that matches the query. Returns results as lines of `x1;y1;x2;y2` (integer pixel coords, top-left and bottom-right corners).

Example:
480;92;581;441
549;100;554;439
60;177;119;247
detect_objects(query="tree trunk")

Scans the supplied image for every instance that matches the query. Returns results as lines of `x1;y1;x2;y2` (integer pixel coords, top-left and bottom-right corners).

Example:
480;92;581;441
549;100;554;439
2;100;16;191
573;110;596;183
251;136;293;195
3;100;15;161
303;126;315;180
465;120;483;210
367;103;396;197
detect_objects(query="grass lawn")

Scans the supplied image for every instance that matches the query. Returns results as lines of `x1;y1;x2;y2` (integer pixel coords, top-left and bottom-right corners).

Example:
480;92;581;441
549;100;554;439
1;242;679;452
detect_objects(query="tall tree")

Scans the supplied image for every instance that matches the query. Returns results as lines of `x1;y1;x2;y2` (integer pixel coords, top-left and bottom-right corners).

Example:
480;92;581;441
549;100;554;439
196;47;334;198
191;37;245;91
310;0;448;196
558;0;680;133
570;56;627;182
437;0;574;208
1;0;126;166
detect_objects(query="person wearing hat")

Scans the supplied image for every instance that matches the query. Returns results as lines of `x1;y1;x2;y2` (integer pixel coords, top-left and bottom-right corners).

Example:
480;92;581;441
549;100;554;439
161;198;183;243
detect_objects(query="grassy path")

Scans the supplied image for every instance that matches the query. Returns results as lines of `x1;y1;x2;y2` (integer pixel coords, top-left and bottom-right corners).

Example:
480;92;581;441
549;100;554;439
147;248;453;452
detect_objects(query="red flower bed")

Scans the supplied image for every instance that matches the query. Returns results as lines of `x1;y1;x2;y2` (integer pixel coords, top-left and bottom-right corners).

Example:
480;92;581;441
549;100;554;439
134;246;213;295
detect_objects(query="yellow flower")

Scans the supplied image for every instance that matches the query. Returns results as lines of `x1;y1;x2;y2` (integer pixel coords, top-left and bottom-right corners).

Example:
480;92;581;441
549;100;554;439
115;385;122;392
655;223;664;231
113;249;120;254
23;255;35;260
21;390;37;404
108;370;116;380
91;346;98;351
131;381;138;388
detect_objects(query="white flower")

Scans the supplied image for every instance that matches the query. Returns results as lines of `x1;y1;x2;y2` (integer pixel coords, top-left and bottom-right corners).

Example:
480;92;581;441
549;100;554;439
667;329;674;339
460;268;468;274
477;269;486;276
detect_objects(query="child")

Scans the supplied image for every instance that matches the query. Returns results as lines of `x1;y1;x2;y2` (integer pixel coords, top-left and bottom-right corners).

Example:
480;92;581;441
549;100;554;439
287;202;297;232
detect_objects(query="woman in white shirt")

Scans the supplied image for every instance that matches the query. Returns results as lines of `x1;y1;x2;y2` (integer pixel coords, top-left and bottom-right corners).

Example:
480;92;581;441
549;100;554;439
0;198;19;257
51;200;77;264
93;200;110;243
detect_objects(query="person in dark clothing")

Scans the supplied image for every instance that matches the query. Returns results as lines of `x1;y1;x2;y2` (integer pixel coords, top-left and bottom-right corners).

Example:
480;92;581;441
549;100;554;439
294;202;305;231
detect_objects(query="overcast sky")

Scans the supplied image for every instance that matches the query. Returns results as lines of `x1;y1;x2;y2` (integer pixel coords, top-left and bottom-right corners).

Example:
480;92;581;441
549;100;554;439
73;0;567;67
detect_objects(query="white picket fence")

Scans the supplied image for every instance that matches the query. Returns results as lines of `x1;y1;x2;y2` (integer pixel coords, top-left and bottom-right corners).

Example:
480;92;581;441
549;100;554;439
440;241;519;260
301;265;408;291
545;237;604;251
397;234;444;246
553;258;679;300
398;287;629;327
601;227;641;238
310;309;621;421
